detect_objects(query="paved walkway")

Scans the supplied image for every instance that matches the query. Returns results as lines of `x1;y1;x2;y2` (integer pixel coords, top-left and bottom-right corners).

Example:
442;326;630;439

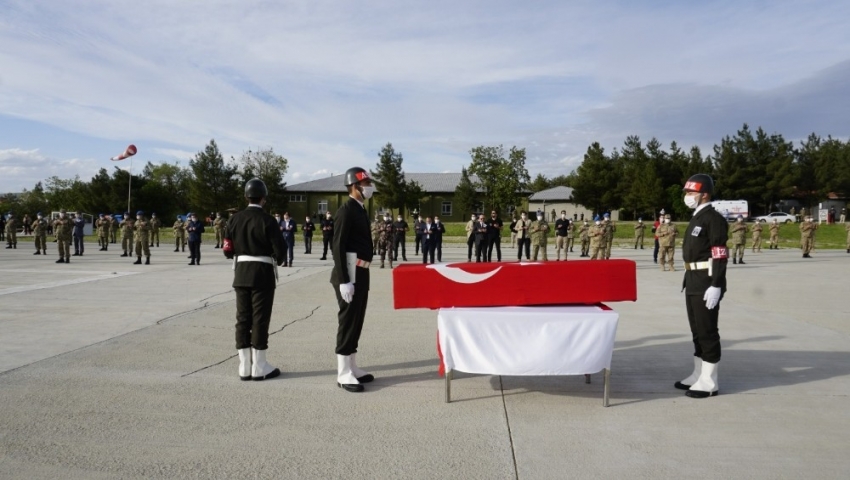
1;242;848;479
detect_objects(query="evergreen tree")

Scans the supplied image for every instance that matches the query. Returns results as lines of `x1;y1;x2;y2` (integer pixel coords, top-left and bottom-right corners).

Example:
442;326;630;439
237;148;289;214
454;167;478;218
188;139;240;216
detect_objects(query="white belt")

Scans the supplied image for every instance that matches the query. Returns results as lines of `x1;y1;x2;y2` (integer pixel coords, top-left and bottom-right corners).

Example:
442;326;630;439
684;261;710;271
234;255;278;282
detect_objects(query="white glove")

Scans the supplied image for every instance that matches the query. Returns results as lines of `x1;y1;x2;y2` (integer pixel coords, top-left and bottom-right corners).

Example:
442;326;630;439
703;286;721;310
339;282;355;304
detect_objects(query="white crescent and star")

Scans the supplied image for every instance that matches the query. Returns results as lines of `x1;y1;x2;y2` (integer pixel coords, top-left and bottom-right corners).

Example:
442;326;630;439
425;263;502;284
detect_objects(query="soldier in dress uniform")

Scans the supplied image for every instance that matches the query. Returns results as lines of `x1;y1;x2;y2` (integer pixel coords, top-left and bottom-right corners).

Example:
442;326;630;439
4;212;17;249
579;220;590;257
392;213;408;261
530;214;549;261
799;216;816;258
634;218;646;249
133;211;152;265
677;174;728;399
32;212;48;255
213;213;225;248
320;211;334;260
589;216;605;260
330;167;376;392
53;209;73;263
173;215;186;252
657;214;678;271
751;221;763;253
554;210;570;261
377;212;394;269
225;178;286;381
120;212;135;257
768;219;780;249
729;215;747;264
149;213;161;248
97;214;110;251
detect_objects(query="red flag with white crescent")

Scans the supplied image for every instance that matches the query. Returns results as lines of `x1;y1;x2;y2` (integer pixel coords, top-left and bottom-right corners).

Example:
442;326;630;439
111;144;137;161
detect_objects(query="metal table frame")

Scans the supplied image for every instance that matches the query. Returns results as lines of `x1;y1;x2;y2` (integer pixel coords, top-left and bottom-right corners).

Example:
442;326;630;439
445;368;612;407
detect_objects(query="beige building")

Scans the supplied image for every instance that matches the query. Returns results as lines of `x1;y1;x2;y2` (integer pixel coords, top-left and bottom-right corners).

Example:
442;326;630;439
527;186;615;222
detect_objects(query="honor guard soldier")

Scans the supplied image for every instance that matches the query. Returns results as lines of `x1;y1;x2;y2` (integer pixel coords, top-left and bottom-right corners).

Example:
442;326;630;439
513;211;531;261
392;213;408;261
751;221;763;253
133;211;152;265
4;212;17;249
589;216;605;260
53;209;73;263
656;214;677;271
225;178;286;381
149;213;161;247
678;174;728;399
634;218;646;249
579;220;590;257
530;214;549;261
465;213;476;261
799;216;816;258
320;211;334;260
377;212;394;268
72;212;86;256
303;215;315;254
186;213;205;265
213;213;225;248
120;212;135;257
554;210;570;260
97;214;110;251
729;215;747;264
173;215;186;252
768;219;780;249
32;213;48;255
331;167;376;392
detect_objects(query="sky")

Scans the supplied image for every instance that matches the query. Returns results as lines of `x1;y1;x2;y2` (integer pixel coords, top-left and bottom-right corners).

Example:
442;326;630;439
2;0;849;193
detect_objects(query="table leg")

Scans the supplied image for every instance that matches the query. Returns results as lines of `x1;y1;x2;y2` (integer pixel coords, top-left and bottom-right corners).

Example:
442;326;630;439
603;368;611;407
584;373;591;384
445;369;452;404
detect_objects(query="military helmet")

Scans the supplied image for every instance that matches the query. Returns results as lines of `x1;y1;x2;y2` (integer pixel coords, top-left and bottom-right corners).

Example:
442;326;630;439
244;178;268;198
344;167;370;186
683;173;714;195
125;212;131;216
136;210;144;216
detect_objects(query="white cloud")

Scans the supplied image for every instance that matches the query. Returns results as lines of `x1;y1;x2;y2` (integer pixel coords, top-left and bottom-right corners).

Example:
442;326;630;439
0;148;101;191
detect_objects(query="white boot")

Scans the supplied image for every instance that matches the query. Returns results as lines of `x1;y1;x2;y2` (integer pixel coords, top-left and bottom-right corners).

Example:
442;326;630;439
237;348;252;381
350;353;374;383
251;348;280;381
674;356;702;390
337;354;363;392
686;361;719;398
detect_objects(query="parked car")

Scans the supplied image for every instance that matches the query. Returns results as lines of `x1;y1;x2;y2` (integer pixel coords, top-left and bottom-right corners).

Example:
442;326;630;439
754;212;796;224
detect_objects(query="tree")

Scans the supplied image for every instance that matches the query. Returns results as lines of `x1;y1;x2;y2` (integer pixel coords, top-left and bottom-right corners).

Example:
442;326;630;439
454;167;478;218
570;142;620;215
142;162;192;218
189;139;240;216
371;143;408;216
529;173;551;192
237;148;289;214
467;145;530;213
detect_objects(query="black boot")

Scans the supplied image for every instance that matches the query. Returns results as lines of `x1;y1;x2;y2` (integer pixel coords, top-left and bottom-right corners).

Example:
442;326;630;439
134;257;142;264
145;256;150;265
56;258;65;263
65;256;70;263
733;258;737;264
34;250;40;255
174;248;179;252
121;252;128;257
738;259;745;265
189;259;196;265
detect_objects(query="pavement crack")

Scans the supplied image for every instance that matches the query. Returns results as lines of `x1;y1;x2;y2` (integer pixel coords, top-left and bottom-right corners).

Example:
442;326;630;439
268;305;321;337
156;299;232;325
500;375;520;480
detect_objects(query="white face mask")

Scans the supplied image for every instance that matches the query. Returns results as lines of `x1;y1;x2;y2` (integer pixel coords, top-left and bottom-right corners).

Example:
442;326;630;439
664;218;671;224
360;185;375;199
384;216;391;221
595;221;601;226
521;215;527;220
435;219;440;223
684;194;699;209
38;215;43;219
737;218;742;223
397;217;402;222
561;214;566;219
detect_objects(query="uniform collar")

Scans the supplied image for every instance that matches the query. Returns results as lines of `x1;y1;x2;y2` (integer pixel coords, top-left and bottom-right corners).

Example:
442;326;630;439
349;195;365;208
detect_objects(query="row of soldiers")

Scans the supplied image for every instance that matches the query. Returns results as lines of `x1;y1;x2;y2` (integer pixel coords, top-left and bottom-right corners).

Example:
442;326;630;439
728;215;831;262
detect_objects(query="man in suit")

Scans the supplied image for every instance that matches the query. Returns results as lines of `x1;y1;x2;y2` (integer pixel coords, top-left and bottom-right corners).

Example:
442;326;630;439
486;210;503;262
421;216;437;264
474;214;489;262
224;178;286;381
186;213;205;265
303;215;315;254
331;167;376;393
279;212;296;267
433;215;446;262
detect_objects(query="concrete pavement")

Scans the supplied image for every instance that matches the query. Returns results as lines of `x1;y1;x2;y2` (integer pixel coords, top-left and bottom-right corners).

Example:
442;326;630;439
1;241;849;479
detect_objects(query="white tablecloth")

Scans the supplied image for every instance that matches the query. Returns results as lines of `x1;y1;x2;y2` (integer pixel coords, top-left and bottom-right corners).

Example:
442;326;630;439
438;305;619;376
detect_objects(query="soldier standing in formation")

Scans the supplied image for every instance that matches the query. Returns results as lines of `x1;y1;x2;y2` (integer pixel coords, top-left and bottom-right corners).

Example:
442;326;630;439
530;214;549;261
320;211;334;260
303;215;315;254
186;213;205;265
513;211;531;261
768;219;780;249
604;214;616;259
72;211;86;257
579;220;590;257
554;210;570;261
566;217;576;253
4;212;16;249
172;215;186;252
465;213;476;261
677;173;727;399
53;209;72;263
799;216;816;258
97;214;110;251
109;214;118;244
225;178;286;382
213;213;225;248
657;214;678;271
588;217;605;260
133;211;152;265
634;218;646;249
331;167;376;393
392;213;408;261
149;213;161;248
371;213;382;256
751;221;763;253
377;212;394;269
22;214;32;235
729;215;747;264
120;213;135;257
32;212;47;255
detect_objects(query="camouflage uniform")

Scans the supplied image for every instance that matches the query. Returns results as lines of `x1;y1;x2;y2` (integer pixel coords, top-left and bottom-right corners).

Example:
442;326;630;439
52;213;73;262
213;214;225;248
566;221;576;252
634;221;646;249
32;216;48;254
3;215;16;248
845;222;850;253
729;220;748;264
799;219;816;257
589;222;605;260
97;215;110;250
530;219;549;261
109;216;118;243
604;220;616;259
134;214;152;264
751;222;763;252
579;222;590;257
769;221;780;249
173;217;186;252
377;218;394;268
656;220;677;271
120;215;135;256
371;216;382;255
149;214;161;247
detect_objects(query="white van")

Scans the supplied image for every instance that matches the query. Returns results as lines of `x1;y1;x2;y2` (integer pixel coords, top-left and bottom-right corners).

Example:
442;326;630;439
710;200;749;221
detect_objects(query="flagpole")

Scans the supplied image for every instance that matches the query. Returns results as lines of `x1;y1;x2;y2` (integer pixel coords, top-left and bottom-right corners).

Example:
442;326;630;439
127;156;132;214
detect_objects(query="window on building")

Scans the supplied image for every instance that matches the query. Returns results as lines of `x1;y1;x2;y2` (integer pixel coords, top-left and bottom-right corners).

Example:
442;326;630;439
441;202;452;216
289;194;306;203
317;200;328;214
